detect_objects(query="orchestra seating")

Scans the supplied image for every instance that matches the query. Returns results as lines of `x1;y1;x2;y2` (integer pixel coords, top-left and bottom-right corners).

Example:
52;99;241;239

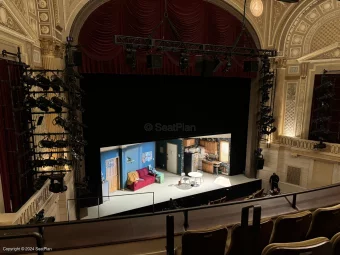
172;204;340;255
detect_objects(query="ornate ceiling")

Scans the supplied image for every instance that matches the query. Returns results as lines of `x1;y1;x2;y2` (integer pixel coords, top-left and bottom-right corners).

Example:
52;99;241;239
0;0;339;62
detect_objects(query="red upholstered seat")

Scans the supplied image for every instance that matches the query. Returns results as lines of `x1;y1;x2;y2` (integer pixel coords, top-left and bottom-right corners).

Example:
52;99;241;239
127;168;156;191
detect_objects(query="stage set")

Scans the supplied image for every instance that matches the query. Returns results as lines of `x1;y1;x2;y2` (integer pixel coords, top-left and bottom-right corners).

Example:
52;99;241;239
82;134;261;219
77;0;275;219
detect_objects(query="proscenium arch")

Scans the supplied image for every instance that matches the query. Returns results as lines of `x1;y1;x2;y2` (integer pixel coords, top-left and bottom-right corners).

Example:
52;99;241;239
67;0;261;49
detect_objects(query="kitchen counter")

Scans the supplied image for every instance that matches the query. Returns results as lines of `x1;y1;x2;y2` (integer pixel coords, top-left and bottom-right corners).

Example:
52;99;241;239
202;160;221;174
202;160;221;165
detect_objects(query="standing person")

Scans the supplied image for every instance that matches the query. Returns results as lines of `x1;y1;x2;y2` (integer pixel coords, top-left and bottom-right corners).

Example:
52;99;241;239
269;173;280;191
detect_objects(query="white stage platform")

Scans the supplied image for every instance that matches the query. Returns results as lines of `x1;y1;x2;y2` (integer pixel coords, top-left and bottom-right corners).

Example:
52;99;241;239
82;170;257;219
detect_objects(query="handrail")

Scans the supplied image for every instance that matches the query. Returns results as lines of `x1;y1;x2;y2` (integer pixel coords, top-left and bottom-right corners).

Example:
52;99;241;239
67;192;155;220
0;232;44;255
1;181;340;230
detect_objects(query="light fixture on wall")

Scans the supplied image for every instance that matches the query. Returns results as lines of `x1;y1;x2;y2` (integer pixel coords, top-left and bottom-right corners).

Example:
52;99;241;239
250;0;264;17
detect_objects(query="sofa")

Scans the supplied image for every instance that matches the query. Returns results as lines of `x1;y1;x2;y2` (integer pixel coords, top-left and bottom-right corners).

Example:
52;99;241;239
127;167;156;191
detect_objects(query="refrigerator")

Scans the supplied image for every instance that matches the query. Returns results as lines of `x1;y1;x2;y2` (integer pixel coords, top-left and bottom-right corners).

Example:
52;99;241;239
184;152;199;175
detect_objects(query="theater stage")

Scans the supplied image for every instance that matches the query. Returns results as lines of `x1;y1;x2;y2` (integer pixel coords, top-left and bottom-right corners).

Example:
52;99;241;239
82;170;261;220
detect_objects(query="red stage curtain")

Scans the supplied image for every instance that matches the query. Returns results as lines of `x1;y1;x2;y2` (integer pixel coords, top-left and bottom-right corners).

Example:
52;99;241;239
79;0;256;78
0;60;31;212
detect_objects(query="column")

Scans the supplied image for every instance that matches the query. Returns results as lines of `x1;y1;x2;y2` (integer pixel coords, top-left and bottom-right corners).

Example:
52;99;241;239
272;58;287;142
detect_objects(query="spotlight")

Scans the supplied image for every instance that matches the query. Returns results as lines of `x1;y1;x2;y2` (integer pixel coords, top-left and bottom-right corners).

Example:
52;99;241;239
179;53;189;71
39;139;55;148
35;74;51;91
23;96;37;108
36;96;50;112
125;46;136;69
260;106;272;115
56;158;72;166
23;75;37;87
260;81;274;91
223;56;232;72
54;139;69;148
262;126;277;135
49;174;67;193
261;92;270;103
50;75;63;92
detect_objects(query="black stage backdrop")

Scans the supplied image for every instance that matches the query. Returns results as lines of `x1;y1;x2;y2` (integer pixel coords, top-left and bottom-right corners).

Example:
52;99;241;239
81;74;251;196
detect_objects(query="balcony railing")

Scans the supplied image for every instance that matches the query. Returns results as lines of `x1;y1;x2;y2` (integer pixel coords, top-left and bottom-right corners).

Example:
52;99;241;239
278;135;340;156
8;180;52;225
0;182;339;252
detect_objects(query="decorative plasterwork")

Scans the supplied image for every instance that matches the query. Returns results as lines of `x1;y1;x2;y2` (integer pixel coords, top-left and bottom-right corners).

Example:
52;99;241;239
0;4;25;34
40;38;65;58
52;0;62;31
275;57;287;68
284;82;298;137
9;0;27;19
297;42;340;62
280;0;340;60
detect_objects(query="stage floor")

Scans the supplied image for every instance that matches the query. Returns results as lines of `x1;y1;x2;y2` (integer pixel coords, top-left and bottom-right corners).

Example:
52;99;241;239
83;170;257;219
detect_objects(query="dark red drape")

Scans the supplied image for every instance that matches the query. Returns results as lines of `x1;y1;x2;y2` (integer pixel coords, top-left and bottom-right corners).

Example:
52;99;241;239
0;60;32;212
78;0;257;77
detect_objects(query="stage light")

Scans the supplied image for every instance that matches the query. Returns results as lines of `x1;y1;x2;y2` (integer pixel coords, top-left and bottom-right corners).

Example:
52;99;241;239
36;96;50;112
262;126;277;135
56;158;72;166
224;58;232;72
23;75;37;87
179;53;189;71
39;139;55;148
125;45;136;69
49;174;67;193
261;92;270;103
50;75;63;92
260;106;271;115
36;74;51;90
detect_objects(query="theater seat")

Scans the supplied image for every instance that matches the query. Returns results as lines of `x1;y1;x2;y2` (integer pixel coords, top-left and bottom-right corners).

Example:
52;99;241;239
331;232;340;255
270;211;312;243
226;219;273;255
262;237;332;255
175;225;228;255
307;204;340;239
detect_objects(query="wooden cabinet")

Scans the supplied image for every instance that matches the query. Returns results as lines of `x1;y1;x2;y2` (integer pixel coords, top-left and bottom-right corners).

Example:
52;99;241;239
183;139;196;147
202;161;214;174
202;141;218;154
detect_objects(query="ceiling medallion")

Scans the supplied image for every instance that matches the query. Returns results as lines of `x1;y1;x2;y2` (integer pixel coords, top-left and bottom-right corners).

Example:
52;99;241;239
250;0;264;17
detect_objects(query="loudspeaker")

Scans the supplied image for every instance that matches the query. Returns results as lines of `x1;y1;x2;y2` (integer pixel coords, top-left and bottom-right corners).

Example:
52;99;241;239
73;51;82;67
257;158;264;170
147;55;163;68
244;61;259;72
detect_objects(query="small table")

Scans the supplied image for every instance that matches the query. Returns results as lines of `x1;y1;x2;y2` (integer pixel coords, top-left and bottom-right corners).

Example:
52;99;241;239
188;172;203;187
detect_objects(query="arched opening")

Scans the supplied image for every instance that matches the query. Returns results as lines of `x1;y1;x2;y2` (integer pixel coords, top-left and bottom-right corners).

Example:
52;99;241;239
70;0;263;208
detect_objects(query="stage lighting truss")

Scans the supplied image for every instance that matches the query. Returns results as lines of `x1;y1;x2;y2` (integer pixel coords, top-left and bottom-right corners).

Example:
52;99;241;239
3;44;87;194
257;56;277;140
114;35;277;58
